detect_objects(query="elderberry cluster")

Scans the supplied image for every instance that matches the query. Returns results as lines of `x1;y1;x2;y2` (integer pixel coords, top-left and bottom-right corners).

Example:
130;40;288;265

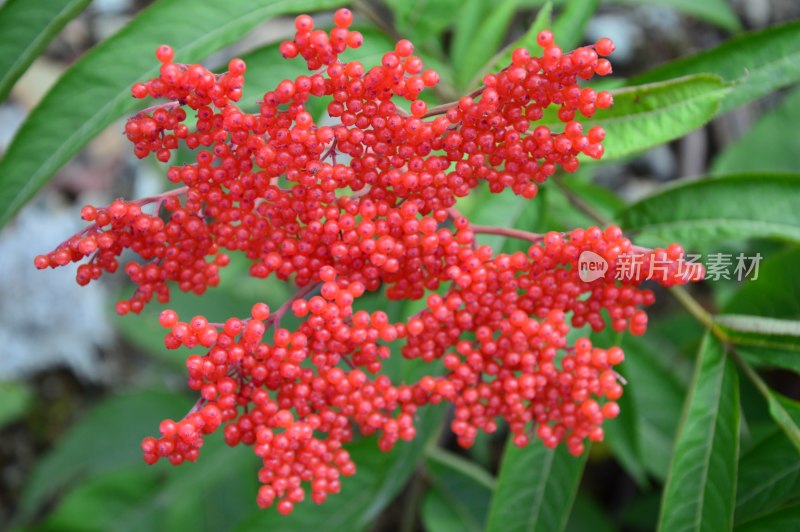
36;9;702;514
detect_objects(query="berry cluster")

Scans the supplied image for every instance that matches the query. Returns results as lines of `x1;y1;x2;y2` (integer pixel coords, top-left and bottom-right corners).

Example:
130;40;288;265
36;9;701;514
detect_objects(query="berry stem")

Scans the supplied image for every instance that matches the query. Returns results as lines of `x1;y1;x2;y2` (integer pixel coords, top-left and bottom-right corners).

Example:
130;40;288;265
423;86;486;118
470;224;547;244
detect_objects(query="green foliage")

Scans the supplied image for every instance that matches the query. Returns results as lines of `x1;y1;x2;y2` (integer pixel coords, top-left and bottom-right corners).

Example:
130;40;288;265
18;390;195;522
540;75;729;160
421;449;495;532
486;439;587;532
657;334;740;532
0;0;91;103
712;87;800;175
632;19;800;113
620;174;800;248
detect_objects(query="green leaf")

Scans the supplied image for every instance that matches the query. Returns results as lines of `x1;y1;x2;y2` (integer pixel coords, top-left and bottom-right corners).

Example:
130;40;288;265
473;2;552;86
722;247;800;319
657;333;740;532
381;0;463;41
486;438;587;532
18;390;194;522
0;0;343;228
712;87;800;176
596;75;727;160
631;19;800;113
591;330;647;487
0;380;33;429
600;360;648;486
734;502;800;531
0;0;90;103
551;0;600;51
36;436;260;532
421;448;495;532
539;75;728;161
462;184;543;251
36;467;161;532
737;346;800;373
613;0;740;32
735;429;800;526
765;392;800;454
454;0;519;90
450;0;486;76
565;495;618;532
234;405;445;531
619;174;800;248
618;334;688;480
715;315;800;353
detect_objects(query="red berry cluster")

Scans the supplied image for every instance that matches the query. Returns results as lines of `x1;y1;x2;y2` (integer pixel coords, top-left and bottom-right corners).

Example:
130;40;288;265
34;194;225;313
36;9;701;514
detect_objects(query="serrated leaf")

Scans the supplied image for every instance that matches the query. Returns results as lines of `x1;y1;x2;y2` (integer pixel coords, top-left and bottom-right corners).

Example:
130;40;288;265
596;75;727;160
0;0;343;228
18;390;194;522
631;19;800;113
735;429;800;526
455;0;519;90
715;315;800;353
421;448;495;532
551;0;600;51
486;439;587;532
0;0;90;103
538;75;728;161
712;87;800;176
657;333;740;532
619;174;800;248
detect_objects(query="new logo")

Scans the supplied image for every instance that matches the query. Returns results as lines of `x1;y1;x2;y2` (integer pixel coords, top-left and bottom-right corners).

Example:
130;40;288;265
578;251;608;282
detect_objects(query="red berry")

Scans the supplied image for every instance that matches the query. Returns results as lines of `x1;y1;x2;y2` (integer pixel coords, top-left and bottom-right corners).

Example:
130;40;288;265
156;45;174;63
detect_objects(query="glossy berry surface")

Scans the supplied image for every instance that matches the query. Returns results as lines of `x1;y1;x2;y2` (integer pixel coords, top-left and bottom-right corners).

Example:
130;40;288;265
36;11;701;514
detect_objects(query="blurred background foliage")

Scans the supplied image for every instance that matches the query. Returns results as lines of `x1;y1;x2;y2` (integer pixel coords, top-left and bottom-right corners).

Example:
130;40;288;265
0;0;799;530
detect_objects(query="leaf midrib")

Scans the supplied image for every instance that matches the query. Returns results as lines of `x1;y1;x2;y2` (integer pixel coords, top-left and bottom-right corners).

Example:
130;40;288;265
525;449;555;532
627;218;800;238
